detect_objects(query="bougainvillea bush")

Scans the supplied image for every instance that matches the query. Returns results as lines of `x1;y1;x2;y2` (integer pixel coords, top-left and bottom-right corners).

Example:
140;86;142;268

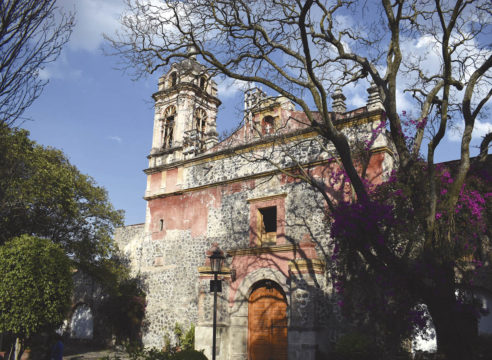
329;156;491;357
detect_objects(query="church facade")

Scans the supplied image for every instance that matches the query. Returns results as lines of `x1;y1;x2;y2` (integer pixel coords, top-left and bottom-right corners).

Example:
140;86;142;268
115;56;394;360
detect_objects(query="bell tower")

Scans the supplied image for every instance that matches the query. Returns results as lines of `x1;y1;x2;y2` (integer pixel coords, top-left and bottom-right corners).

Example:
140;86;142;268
148;57;221;168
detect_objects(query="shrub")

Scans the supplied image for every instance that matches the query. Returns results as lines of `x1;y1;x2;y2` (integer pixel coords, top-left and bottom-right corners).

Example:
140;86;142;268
173;350;207;360
333;332;379;360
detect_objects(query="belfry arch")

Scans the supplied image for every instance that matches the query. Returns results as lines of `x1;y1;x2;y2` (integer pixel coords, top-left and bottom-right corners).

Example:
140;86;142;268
195;108;207;151
161;105;176;148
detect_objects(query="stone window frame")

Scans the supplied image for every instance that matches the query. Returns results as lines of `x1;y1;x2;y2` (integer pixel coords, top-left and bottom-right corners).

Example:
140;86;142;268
247;194;286;247
257;206;277;246
261;115;276;135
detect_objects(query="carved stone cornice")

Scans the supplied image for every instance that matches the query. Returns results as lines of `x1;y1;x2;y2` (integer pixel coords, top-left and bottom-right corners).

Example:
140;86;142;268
198;266;232;279
288;259;326;274
246;193;287;203
227;244;298;256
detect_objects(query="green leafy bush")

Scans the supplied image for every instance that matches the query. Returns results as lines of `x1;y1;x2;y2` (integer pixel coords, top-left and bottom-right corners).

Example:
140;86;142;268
333;332;380;360
173;349;207;360
0;235;73;360
114;324;206;360
173;323;195;351
111;346;207;360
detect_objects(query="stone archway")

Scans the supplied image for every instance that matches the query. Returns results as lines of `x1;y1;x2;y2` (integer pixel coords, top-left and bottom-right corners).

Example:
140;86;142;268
226;268;290;360
248;280;288;360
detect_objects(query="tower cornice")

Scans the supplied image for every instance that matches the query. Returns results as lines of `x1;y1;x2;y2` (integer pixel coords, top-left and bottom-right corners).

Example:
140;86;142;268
152;83;221;106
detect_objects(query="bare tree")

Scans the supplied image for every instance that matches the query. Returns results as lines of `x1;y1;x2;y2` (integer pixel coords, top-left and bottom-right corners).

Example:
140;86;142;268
0;0;74;126
108;0;492;358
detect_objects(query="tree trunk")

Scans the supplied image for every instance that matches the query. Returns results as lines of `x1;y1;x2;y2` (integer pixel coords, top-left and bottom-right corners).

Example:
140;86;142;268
13;338;23;360
8;342;14;360
427;291;478;360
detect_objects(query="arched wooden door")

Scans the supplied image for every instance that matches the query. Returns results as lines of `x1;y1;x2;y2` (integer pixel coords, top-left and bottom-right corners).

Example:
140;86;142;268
248;281;288;360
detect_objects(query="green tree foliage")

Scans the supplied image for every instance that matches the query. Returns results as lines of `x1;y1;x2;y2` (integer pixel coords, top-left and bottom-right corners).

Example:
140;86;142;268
103;276;146;344
331;331;382;360
0;235;73;360
120;323;203;360
0;126;126;355
0;125;124;271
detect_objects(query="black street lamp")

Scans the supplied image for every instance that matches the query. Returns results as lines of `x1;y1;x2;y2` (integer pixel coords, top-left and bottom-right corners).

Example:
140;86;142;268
208;243;225;360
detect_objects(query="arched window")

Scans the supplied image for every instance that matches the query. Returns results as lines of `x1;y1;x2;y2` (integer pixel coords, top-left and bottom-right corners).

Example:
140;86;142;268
262;116;275;135
199;76;206;90
169;72;177;88
162;106;176;148
195;108;207;150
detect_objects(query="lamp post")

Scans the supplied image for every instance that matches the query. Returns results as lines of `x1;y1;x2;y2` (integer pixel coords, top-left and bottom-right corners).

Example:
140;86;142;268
208;244;225;360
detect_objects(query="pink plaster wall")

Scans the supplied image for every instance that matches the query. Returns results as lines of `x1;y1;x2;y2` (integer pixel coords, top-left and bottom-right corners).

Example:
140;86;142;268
227;241;321;304
149;186;222;239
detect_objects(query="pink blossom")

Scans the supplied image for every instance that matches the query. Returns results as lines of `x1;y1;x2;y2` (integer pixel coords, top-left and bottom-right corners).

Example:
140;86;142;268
393;189;404;196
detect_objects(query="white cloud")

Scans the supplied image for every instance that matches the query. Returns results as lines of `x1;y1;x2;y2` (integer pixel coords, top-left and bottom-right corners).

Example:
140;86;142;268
348;92;366;108
218;78;249;99
475;119;492;137
342;80;369;109
38;68;52;81
448;126;462;142
36;0;126;80
108;135;123;143
334;14;353;29
37;52;83;81
60;0;125;52
38;66;82;81
447;119;492;142
395;88;415;114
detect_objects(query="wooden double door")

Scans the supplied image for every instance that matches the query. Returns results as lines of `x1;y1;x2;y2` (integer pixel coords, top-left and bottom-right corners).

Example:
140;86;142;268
248;282;288;360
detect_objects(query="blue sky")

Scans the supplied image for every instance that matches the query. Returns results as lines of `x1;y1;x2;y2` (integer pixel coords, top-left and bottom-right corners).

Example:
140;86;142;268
22;0;491;226
23;0;246;225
